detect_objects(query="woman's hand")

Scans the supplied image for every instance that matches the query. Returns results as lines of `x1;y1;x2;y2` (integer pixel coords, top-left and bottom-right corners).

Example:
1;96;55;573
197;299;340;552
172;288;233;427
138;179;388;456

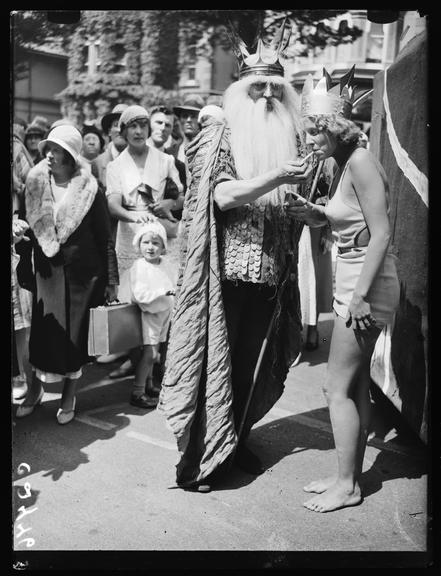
130;212;157;224
12;219;30;244
285;195;327;227
276;159;314;186
104;285;118;303
150;200;178;222
346;292;377;331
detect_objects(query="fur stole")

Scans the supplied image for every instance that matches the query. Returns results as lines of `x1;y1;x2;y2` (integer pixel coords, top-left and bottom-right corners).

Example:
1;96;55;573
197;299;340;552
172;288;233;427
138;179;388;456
25;159;98;257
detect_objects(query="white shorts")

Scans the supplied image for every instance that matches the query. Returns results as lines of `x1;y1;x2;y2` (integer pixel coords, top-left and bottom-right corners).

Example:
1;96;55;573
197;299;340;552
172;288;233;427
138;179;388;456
141;309;172;345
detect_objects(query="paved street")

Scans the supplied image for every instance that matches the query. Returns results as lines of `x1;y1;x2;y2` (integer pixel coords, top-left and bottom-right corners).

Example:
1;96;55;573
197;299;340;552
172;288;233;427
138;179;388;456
12;313;430;569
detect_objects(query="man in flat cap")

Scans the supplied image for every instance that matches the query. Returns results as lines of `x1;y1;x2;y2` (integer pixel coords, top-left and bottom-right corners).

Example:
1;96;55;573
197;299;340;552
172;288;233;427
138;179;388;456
173;94;205;164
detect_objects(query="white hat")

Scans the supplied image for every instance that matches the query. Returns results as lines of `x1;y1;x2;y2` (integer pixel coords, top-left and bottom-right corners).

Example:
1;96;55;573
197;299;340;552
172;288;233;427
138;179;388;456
198;105;224;124
38;125;83;163
132;220;168;252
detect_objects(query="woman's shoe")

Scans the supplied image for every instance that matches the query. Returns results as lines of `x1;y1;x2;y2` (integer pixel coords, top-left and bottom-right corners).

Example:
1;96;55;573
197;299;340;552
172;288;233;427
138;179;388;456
96;352;127;364
109;360;134;379
16;388;44;418
304;329;319;351
12;375;28;401
56;397;76;425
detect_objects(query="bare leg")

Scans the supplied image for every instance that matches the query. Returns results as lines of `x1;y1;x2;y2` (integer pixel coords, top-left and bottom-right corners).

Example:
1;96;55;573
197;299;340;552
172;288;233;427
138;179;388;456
133;345;155;398
303;364;372;494
15;327;31;380
352;365;372;480
60;377;78;412
20;371;44;405
303;316;375;512
13;328;31;399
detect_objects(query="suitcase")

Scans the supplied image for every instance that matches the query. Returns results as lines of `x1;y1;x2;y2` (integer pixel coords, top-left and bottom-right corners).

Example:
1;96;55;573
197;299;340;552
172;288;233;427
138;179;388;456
88;302;143;356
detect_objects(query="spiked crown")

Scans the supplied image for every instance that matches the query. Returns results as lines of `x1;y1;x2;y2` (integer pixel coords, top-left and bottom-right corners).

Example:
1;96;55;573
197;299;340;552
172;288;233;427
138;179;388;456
301;66;372;119
227;18;292;79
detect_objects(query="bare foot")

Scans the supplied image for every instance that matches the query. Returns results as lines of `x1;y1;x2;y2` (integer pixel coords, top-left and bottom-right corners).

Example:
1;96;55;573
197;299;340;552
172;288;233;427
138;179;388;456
303;475;336;493
303;482;362;513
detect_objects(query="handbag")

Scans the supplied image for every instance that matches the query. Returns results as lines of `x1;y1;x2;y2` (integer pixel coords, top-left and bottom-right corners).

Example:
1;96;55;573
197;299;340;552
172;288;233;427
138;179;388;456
88;301;143;356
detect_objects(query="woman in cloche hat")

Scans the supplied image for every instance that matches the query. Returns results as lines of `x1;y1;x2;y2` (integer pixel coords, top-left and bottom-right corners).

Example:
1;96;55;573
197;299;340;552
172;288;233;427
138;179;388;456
16;125;119;425
104;104;184;387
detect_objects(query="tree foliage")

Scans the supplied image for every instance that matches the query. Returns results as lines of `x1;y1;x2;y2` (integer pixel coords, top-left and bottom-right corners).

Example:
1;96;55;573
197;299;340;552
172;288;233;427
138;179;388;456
11;10;77;52
12;10;364;118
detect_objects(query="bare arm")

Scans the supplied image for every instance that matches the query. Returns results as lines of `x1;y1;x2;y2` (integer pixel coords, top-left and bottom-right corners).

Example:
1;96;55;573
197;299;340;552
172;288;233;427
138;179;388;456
107;193;137;222
349;150;391;301
107;193;154;224
214;159;313;211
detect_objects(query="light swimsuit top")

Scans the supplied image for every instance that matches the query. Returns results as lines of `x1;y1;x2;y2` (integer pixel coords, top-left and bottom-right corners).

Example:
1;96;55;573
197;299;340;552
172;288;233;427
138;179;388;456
324;155;389;253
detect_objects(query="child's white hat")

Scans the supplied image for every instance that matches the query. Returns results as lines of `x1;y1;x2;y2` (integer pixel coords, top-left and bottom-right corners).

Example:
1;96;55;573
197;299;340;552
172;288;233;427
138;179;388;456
132;220;168;252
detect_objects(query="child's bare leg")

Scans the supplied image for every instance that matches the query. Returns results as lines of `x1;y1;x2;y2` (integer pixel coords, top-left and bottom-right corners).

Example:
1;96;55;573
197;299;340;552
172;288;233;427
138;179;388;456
145;345;161;396
131;346;157;408
133;345;154;396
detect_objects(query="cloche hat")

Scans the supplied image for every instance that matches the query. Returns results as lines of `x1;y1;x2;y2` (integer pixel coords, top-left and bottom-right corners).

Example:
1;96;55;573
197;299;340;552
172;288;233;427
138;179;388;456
118;105;149;132
38;125;83;163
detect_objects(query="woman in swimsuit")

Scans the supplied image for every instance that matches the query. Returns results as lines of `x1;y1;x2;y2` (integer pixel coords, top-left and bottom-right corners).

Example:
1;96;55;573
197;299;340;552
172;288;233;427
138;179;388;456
288;71;400;513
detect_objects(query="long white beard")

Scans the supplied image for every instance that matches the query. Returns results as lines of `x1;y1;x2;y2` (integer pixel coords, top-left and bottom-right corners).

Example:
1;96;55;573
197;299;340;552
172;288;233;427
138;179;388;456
224;90;301;206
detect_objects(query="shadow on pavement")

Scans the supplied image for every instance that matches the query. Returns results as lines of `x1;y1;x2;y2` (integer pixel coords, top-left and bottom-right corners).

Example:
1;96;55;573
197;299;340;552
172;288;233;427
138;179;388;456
212;404;427;499
11;360;158;501
360;446;427;500
212;407;335;492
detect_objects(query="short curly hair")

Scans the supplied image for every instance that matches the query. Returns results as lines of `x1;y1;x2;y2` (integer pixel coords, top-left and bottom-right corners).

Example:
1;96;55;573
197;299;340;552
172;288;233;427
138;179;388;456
307;114;362;148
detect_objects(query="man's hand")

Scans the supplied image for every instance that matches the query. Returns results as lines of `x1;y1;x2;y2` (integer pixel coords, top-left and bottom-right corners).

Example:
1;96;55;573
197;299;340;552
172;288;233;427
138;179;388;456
276;159;314;186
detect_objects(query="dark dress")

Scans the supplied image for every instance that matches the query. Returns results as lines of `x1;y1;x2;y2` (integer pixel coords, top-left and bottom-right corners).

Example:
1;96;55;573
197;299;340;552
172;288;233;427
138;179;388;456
29;190;118;376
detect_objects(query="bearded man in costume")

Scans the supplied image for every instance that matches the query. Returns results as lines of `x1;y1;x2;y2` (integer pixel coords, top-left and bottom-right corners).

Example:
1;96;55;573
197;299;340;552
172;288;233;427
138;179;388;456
159;21;316;492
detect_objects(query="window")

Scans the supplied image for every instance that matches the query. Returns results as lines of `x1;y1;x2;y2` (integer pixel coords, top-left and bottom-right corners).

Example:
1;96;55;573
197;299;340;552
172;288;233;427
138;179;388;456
366;22;384;63
187;45;197;83
83;39;101;75
338;19;349;34
113;43;127;73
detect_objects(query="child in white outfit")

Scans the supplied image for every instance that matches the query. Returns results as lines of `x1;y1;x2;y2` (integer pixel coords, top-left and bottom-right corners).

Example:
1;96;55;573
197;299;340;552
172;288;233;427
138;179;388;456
127;220;175;408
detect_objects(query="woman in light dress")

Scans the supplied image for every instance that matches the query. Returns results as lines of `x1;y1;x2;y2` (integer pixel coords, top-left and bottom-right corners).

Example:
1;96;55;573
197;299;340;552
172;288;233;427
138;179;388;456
105;105;184;378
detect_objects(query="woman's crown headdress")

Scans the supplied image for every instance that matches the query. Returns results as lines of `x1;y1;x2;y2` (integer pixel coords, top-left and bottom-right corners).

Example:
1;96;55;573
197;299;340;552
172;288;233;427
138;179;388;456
227;18;292;79
301;66;372;119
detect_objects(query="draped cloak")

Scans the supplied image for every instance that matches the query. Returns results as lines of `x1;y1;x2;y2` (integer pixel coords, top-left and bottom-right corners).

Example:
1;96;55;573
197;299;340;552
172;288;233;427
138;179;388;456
159;120;304;486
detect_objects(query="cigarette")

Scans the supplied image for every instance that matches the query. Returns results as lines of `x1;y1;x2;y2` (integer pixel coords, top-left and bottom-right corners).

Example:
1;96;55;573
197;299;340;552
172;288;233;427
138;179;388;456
303;151;315;162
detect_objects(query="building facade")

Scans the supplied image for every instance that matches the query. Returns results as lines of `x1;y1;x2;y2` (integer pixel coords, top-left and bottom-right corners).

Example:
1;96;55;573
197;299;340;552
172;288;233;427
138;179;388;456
287;10;426;129
13;43;68;125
